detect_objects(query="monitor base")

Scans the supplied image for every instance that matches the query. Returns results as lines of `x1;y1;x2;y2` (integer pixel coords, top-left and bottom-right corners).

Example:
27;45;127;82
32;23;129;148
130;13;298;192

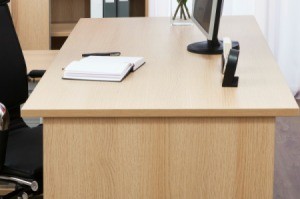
187;40;240;55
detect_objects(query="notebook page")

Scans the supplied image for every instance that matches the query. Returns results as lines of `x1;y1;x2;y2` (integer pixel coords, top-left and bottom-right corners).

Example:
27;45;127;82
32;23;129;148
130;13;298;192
65;61;132;76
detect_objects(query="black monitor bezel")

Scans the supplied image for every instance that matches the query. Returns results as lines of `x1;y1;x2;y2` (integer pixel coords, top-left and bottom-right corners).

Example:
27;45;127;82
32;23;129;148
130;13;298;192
191;0;223;42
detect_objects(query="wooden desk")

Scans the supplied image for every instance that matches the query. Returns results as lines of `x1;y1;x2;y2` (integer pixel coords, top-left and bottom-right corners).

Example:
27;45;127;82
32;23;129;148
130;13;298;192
23;50;58;72
22;17;299;199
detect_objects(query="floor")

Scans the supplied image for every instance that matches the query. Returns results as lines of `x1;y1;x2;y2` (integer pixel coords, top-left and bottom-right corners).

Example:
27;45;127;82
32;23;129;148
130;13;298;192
274;100;300;199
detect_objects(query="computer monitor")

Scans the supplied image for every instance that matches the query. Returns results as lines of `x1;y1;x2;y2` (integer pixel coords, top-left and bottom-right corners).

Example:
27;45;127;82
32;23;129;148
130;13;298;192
188;0;239;55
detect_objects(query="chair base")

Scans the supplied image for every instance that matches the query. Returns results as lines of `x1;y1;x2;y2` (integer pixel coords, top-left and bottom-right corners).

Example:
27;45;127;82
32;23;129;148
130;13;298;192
0;176;40;199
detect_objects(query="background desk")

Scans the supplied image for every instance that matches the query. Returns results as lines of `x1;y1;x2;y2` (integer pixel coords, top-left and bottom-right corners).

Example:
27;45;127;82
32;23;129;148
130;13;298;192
22;17;299;199
8;0;148;50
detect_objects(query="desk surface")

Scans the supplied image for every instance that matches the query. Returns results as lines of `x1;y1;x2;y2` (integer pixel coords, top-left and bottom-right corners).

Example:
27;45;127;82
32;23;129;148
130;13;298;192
22;16;299;117
23;50;59;72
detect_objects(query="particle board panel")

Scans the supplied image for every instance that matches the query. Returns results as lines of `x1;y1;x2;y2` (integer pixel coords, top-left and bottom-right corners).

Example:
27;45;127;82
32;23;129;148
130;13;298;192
44;117;275;199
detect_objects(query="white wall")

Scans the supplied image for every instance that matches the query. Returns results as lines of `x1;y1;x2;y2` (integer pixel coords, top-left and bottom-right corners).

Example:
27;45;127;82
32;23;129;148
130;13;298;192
255;0;300;97
148;0;170;17
148;0;256;17
91;0;103;18
223;0;255;15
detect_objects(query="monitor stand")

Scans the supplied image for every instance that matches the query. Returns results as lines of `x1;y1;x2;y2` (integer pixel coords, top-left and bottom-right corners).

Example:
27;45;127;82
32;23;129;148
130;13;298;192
187;39;240;55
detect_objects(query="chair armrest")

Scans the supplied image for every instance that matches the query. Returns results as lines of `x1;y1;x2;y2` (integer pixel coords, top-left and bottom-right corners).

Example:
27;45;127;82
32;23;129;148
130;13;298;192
0;103;9;131
0;102;9;170
27;70;46;79
0;129;8;170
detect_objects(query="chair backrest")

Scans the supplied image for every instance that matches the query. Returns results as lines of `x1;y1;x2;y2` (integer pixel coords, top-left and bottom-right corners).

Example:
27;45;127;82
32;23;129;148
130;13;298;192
0;0;28;116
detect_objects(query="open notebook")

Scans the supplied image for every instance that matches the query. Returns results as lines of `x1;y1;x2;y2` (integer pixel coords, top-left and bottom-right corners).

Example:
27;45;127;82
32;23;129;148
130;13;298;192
63;56;145;82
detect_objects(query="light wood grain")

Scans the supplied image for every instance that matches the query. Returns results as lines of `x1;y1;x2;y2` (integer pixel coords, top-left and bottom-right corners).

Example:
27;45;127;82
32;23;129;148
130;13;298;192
11;0;50;50
44;117;275;199
51;23;76;37
23;50;58;72
22;17;299;117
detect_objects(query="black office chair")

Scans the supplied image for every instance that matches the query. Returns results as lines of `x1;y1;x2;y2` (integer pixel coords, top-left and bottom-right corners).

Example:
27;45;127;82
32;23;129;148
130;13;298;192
0;0;43;198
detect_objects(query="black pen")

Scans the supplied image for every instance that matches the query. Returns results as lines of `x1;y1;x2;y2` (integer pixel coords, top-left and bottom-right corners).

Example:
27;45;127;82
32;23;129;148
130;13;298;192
82;52;121;57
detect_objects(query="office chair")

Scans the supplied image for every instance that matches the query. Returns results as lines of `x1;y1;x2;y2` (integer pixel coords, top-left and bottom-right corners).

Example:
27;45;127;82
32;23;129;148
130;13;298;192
0;0;43;198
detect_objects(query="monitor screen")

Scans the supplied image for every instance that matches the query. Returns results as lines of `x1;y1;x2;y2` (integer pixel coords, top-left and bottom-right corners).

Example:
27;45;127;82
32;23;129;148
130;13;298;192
193;0;213;33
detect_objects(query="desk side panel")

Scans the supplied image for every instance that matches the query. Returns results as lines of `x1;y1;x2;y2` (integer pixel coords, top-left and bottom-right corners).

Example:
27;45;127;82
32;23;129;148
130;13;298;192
44;117;274;199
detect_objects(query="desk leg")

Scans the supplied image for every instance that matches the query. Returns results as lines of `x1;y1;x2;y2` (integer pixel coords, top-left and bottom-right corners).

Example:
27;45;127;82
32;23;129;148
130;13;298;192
44;117;274;199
